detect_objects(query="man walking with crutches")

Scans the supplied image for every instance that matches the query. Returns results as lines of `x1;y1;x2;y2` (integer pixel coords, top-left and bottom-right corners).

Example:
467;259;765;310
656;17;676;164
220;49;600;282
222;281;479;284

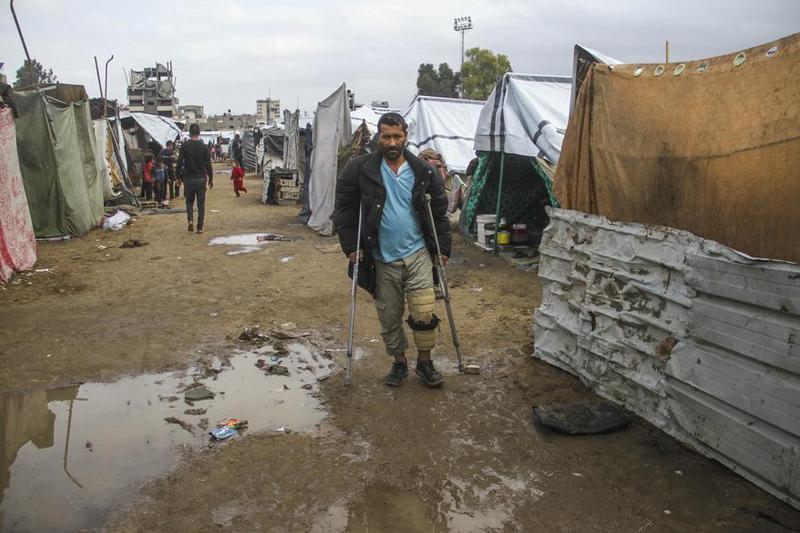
335;113;452;387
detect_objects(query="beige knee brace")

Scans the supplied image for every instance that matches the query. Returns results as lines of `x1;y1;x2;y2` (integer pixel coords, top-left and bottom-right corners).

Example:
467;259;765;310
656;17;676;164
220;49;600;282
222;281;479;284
406;288;438;350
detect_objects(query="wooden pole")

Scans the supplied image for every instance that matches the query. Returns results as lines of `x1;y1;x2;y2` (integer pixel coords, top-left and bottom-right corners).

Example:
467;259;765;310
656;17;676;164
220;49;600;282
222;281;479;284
665;40;670;64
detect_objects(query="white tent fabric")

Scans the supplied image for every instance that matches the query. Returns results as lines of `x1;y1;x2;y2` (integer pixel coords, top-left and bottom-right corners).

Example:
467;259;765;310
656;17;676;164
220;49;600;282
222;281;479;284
307;84;352;236
403;96;484;173
349;105;399;134
473;73;572;164
119;112;182;149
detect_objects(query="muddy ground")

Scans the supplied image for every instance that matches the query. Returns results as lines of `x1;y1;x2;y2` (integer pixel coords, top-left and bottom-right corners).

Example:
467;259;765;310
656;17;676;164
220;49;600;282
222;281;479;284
1;170;799;532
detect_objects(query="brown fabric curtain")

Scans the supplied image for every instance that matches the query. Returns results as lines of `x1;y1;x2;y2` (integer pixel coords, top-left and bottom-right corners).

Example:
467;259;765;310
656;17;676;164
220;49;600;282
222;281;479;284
556;33;800;262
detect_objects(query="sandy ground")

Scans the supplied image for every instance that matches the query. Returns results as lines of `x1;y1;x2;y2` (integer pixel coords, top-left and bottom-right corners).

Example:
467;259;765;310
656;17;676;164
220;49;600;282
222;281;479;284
1;170;799;532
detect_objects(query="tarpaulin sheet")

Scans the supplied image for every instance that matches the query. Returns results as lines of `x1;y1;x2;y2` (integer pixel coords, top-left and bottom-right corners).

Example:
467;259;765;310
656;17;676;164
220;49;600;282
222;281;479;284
15;90;104;237
473;73;572;165
307;84;351;236
403;95;484;173
283;109;300;169
0;107;37;281
349;104;399;135
570;45;622;114
119;112;181;150
555;33;800;263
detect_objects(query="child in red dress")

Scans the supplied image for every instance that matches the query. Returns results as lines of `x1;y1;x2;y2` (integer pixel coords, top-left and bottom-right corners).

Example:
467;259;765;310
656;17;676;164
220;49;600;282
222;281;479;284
230;160;247;197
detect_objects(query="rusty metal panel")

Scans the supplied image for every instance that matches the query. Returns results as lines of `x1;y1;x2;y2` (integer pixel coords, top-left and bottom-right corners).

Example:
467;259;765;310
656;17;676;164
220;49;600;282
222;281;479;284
534;208;800;509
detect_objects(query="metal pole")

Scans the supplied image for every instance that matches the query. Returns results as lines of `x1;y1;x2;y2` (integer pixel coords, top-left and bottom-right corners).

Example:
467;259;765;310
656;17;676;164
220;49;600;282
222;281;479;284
94;56;104;100
665;41;670;63
493;152;506;255
104;55;114;119
10;0;32;64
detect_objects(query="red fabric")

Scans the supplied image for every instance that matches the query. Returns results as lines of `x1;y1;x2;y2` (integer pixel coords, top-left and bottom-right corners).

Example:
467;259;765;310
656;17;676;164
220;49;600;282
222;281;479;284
231;166;246;193
143;160;154;183
230;166;244;180
0;107;37;282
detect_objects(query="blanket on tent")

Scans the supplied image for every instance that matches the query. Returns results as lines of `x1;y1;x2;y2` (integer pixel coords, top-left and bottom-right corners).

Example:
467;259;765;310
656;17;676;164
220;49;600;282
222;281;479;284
556;33;800;263
0;107;37;281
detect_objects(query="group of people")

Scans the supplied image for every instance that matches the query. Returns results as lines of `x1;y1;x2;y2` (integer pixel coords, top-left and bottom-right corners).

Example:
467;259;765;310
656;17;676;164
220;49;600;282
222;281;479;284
206;139;225;162
140;140;178;206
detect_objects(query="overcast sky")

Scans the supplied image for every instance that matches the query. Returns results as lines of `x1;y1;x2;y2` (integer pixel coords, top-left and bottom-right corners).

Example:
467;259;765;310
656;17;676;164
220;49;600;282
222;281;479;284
2;0;798;116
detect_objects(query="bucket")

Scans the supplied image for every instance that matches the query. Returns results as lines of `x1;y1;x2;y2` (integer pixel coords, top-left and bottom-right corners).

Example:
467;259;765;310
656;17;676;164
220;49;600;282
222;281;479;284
498;231;511;245
476;214;496;246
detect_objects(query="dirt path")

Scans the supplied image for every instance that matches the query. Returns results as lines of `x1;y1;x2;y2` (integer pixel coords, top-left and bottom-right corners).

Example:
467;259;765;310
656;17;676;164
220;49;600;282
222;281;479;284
1;172;798;532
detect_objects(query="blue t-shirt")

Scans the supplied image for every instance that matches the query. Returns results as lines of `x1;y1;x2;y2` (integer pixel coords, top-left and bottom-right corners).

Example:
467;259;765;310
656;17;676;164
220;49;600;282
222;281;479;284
375;159;426;263
153;168;166;182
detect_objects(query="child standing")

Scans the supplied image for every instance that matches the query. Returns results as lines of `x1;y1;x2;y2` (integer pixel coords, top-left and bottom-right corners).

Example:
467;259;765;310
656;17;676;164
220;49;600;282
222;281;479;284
230;159;247;197
153;158;167;206
142;154;154;200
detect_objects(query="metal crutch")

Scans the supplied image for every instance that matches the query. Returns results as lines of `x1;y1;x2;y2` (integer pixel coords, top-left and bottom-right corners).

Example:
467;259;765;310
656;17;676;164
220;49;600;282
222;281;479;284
345;203;364;386
424;194;464;373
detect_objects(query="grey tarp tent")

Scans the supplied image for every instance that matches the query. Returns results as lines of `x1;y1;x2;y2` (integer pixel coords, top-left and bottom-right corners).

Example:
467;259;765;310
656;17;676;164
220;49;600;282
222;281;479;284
15;84;104;237
307;84;352;236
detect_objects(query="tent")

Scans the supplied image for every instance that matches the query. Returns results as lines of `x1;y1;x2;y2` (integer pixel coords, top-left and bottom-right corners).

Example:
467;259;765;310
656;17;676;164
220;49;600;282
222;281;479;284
0;107;37;282
556;32;800;263
403;95;484;173
570;45;622;114
464;73;571;248
243;130;258;172
14;84;104;238
92;118;139;206
349;104;399;134
306;84;352;236
283;109;300;170
119;111;181;151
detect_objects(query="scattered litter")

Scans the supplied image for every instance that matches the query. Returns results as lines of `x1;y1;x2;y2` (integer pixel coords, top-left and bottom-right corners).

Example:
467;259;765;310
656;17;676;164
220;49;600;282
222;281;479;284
256;233;292;242
120;239;149;249
368;338;379;343
255;358;290;376
283;384;290;391
184;385;215;402
216;418;248;430
664;510;672;515
674;470;683;476
317;375;331;382
478;263;486;268
34;268;53;273
273;341;290;356
210;312;219;318
239;326;270;344
45;354;52;358
96;245;108;250
164;416;194;434
184;408;207;416
280;256;294;263
572;473;583;477
533;401;632;435
210;426;237;440
102;210;132;231
471;287;483;293
211;209;221;213
301;384;313;390
464;364;481;375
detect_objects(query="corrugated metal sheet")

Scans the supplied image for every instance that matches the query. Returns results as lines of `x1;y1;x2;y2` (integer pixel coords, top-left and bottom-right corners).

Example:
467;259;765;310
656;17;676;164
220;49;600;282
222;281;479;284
534;208;800;508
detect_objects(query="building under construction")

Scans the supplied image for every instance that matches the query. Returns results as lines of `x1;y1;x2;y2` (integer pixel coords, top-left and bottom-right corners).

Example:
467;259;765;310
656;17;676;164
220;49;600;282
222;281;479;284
127;62;178;118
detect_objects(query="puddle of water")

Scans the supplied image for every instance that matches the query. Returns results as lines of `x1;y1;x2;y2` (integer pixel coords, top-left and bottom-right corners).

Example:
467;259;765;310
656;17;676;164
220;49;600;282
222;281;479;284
209;233;291;256
346;483;439;533
0;343;332;533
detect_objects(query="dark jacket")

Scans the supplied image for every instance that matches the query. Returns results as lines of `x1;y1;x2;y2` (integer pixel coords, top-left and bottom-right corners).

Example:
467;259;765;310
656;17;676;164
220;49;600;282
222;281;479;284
335;149;451;296
176;139;213;183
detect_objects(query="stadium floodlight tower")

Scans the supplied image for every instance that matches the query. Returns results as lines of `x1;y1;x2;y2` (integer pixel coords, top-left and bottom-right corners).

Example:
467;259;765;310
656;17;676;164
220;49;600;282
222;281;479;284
453;15;473;93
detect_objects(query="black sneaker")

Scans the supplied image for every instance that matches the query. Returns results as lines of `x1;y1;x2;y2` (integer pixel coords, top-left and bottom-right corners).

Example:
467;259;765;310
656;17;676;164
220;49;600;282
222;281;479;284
416;360;444;387
187;222;194;232
384;360;408;387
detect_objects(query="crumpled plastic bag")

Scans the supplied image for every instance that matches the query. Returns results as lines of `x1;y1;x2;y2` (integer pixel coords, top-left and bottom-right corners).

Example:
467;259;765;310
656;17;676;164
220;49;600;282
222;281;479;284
102;210;131;231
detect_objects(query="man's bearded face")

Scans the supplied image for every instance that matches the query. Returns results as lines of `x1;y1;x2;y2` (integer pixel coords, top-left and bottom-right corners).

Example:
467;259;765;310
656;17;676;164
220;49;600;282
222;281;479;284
378;124;406;162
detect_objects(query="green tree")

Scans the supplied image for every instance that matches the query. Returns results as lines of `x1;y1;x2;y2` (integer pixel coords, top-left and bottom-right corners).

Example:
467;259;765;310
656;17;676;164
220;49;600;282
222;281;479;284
461;48;512;100
14;59;57;89
416;62;460;98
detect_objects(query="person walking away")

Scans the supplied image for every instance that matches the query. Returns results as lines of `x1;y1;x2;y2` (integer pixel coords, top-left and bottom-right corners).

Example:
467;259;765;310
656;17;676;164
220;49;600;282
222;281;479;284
141;154;154;200
176;123;214;233
334;113;452;388
231;133;244;168
153;158;167;206
160;141;176;200
230;160;247;197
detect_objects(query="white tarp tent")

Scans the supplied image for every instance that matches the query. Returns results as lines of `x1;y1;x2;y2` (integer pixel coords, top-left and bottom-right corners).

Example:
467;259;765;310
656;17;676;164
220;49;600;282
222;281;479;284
350;104;399;134
473;73;572;165
403;95;484;173
120;111;182;149
307;83;352;236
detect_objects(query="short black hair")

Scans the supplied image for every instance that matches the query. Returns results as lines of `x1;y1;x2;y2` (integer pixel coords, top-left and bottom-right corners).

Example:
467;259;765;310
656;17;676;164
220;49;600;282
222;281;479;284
189;123;200;136
166;140;173;147
377;112;407;133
